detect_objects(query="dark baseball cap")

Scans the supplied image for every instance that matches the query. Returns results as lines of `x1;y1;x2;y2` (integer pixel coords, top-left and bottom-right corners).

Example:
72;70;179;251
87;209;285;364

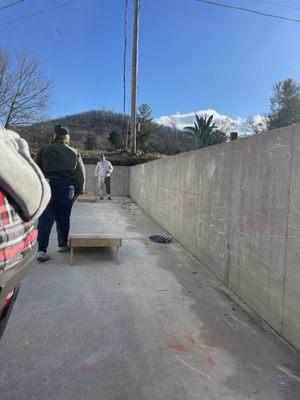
54;124;70;137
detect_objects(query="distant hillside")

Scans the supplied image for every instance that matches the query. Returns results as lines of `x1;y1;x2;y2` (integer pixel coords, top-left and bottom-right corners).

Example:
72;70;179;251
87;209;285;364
16;109;127;149
16;108;194;154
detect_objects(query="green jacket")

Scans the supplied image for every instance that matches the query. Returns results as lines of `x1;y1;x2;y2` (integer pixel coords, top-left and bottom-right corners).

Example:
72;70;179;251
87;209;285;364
35;140;85;195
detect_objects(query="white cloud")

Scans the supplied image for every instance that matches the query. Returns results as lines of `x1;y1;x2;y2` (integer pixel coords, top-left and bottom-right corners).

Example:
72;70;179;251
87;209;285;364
155;109;244;133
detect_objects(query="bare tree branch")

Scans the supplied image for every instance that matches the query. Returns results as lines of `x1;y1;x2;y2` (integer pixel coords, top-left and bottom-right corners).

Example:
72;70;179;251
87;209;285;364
0;48;52;128
243;116;268;135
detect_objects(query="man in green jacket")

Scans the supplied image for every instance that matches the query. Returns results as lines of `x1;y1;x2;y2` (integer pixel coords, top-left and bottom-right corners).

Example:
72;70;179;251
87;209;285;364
35;125;85;262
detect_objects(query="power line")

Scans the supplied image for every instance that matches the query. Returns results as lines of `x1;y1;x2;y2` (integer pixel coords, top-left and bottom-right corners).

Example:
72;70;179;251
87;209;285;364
0;0;24;11
0;0;80;27
196;0;300;24
248;0;300;11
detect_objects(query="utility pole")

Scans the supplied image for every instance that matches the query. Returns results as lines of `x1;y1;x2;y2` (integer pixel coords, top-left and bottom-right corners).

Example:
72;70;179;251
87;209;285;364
130;0;139;154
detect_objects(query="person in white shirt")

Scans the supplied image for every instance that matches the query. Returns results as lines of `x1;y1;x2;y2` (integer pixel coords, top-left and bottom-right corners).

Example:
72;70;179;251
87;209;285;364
94;153;113;200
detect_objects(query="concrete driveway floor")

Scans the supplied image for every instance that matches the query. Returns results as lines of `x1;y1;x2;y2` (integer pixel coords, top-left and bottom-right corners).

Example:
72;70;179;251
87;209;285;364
0;198;299;400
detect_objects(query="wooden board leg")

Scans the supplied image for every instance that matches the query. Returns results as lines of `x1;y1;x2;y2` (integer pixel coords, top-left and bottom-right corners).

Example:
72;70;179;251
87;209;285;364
70;247;74;266
115;246;120;265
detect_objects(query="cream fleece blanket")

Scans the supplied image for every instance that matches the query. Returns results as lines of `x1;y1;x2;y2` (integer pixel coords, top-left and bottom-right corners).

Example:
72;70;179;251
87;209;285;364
0;126;50;221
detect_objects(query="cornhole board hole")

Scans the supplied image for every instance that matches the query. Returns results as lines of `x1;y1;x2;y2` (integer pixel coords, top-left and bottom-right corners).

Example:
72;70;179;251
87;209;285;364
69;234;122;265
77;192;96;203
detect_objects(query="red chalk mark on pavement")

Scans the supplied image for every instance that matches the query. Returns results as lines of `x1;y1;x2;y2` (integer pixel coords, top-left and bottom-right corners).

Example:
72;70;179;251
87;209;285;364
186;336;197;345
207;356;216;366
167;343;189;352
185;336;215;354
195;344;215;354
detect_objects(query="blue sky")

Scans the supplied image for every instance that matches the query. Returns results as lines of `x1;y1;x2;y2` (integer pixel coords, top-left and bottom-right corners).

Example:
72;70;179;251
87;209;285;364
1;0;300;125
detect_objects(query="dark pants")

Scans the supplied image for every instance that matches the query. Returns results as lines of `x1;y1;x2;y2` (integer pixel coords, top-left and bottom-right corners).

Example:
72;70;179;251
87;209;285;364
98;176;111;196
37;180;75;252
105;177;111;195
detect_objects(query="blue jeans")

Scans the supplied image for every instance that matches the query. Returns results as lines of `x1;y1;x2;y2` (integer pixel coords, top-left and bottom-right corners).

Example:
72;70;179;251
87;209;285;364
37;180;75;252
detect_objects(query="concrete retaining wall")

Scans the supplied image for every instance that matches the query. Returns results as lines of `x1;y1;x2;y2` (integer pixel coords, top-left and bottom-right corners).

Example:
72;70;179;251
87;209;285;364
130;124;300;351
84;164;130;197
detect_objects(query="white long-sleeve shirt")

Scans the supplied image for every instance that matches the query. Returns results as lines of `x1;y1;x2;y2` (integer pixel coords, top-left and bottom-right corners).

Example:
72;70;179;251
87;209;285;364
94;160;113;178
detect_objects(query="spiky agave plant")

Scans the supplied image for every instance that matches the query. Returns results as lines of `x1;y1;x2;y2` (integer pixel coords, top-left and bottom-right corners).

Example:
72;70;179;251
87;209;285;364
184;114;217;148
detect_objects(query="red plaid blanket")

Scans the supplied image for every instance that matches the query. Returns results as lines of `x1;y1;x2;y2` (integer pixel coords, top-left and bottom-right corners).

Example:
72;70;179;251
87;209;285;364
0;191;37;271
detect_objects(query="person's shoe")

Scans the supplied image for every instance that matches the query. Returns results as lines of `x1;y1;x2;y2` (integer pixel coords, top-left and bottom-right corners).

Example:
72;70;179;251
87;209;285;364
36;251;50;262
100;196;104;200
107;196;112;200
58;246;70;253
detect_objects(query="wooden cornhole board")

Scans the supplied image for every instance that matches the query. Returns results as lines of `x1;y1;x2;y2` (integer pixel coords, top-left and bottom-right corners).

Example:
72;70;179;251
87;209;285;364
69;234;122;265
77;192;96;203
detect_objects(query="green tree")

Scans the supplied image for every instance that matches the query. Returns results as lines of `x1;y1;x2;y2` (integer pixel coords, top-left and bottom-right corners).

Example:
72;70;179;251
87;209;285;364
184;114;224;149
109;131;122;148
268;78;300;129
84;133;97;150
136;104;158;150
